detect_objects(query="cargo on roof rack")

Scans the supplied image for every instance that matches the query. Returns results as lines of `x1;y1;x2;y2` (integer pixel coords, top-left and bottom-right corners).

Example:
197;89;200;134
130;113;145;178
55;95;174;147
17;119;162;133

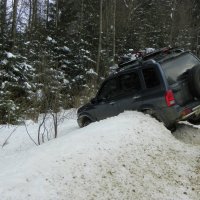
118;47;184;69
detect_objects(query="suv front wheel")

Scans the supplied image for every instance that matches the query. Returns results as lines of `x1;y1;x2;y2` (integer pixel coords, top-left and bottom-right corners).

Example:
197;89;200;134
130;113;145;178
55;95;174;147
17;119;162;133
82;117;92;127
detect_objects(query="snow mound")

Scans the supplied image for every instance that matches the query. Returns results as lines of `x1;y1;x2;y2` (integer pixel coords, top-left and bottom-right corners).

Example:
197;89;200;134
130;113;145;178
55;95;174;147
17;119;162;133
173;123;200;145
0;111;199;200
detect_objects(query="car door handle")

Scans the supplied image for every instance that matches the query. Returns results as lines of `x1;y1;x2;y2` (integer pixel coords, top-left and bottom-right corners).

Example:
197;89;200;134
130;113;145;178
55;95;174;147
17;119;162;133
109;101;115;105
133;95;141;100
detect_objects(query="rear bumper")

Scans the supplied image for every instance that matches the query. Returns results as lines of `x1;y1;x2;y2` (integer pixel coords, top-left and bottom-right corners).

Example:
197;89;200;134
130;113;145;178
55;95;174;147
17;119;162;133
180;104;200;120
157;101;200;127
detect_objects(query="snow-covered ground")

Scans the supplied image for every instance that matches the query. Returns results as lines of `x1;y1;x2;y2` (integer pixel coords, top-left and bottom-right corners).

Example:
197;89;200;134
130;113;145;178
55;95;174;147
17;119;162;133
0;111;200;200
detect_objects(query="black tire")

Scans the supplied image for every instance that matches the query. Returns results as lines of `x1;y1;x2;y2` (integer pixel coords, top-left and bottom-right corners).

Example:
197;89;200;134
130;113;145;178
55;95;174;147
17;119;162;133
187;114;200;125
167;124;177;132
82;118;92;127
188;65;200;98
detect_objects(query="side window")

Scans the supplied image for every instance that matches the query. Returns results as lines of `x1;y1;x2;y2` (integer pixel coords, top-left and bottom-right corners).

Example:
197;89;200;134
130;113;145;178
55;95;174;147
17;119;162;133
120;72;141;93
97;79;120;100
142;67;160;88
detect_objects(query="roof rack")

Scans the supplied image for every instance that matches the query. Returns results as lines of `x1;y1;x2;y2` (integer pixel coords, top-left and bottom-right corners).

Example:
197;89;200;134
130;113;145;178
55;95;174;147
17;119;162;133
117;47;184;71
142;47;183;61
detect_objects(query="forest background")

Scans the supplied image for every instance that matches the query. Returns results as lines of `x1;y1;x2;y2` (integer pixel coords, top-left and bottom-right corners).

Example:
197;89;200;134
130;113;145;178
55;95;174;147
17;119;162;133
0;0;200;124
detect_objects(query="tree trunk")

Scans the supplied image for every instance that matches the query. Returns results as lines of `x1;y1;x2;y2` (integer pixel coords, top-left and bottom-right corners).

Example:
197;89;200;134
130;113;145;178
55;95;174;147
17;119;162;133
169;0;177;46
46;0;50;27
0;0;7;37
79;0;84;63
31;0;38;31
96;0;103;75
113;0;116;63
55;0;59;28
28;0;32;33
11;0;18;50
196;29;200;57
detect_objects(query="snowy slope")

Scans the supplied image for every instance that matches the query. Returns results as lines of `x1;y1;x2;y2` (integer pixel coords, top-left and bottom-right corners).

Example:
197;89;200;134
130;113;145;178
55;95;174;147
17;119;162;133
0;111;200;200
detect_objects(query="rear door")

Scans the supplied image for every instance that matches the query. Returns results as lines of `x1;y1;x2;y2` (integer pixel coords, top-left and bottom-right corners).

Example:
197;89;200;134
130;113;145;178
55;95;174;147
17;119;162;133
161;53;200;106
140;66;166;108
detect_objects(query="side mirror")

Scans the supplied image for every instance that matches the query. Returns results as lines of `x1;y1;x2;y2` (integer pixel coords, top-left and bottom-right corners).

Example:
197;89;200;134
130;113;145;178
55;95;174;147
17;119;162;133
90;97;97;104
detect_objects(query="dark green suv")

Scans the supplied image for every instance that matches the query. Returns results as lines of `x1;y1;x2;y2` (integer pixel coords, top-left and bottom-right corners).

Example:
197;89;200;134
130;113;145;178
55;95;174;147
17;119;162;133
77;48;200;130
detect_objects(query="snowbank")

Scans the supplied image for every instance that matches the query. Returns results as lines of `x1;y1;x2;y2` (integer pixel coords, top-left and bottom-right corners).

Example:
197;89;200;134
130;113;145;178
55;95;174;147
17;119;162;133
6;52;16;58
0;111;199;200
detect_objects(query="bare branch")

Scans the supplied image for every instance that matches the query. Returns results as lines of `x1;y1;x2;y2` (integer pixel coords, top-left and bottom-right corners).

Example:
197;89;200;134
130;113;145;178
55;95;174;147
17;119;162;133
1;126;18;148
24;122;38;146
123;0;128;8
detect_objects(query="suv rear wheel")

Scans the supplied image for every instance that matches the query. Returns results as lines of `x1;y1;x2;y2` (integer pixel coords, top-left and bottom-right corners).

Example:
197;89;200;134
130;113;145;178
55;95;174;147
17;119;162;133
143;109;161;122
143;109;176;132
188;65;200;98
187;114;200;125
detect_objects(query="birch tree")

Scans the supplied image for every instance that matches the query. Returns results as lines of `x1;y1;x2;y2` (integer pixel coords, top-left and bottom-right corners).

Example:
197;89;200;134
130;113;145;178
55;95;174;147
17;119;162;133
169;0;177;46
46;0;50;27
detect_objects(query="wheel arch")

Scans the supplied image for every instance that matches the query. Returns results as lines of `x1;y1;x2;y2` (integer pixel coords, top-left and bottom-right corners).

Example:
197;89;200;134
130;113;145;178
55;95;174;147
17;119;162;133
77;113;95;128
139;104;156;113
139;104;163;123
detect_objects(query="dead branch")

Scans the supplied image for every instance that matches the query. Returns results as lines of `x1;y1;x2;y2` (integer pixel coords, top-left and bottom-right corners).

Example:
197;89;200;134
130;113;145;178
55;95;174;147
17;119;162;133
2;126;18;148
24;122;38;146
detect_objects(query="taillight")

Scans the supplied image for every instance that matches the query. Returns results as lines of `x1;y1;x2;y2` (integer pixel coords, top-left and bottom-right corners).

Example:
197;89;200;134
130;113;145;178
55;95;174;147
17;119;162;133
165;90;175;107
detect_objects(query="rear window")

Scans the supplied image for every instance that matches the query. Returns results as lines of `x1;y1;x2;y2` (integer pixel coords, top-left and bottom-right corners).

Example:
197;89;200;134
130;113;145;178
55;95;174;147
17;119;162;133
161;53;200;85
